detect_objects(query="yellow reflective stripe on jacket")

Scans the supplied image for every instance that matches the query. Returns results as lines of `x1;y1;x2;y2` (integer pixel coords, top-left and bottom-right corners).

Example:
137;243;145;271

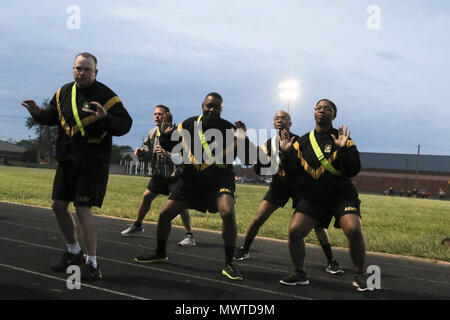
87;131;108;144
346;140;356;147
56;88;72;136
309;130;341;176
56;86;119;141
79;96;120;128
103;96;121;111
71;83;85;137
196;115;226;169
197;115;213;159
293;141;339;180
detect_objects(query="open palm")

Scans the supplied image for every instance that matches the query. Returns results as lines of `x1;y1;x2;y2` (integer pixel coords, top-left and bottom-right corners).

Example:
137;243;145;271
331;125;351;148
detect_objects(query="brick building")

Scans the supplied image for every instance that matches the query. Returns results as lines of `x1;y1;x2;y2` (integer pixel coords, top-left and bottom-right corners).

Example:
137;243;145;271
0;140;26;162
234;152;450;196
354;153;450;196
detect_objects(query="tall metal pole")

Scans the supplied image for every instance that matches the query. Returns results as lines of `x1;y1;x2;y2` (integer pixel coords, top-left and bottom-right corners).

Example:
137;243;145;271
415;144;420;190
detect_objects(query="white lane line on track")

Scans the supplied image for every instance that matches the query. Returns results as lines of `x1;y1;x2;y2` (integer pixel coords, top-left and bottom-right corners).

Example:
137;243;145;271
0;236;312;300
0;262;149;300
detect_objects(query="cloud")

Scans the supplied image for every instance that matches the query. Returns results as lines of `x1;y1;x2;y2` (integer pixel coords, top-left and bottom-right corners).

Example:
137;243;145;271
376;50;406;63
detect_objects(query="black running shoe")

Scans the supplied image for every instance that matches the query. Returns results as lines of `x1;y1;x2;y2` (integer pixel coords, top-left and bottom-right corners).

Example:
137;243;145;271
352;273;373;291
51;251;85;273
326;259;344;275
234;247;250;261
80;261;102;281
280;271;309;286
134;253;168;263
222;263;243;280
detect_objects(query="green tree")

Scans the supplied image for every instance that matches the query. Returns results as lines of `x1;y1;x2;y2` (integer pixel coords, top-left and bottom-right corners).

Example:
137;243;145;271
25;99;58;164
16;139;38;163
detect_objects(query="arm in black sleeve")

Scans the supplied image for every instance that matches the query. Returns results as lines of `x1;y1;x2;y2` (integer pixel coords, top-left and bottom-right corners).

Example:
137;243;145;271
236;136;258;166
159;123;183;152
253;140;272;175
32;94;59;126
103;102;132;136
280;147;303;177
336;141;361;177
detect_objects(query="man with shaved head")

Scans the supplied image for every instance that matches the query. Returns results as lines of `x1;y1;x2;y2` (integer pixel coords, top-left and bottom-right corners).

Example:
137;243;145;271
235;111;342;276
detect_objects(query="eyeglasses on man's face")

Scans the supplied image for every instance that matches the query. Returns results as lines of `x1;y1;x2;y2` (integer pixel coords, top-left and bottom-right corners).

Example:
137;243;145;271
314;106;334;112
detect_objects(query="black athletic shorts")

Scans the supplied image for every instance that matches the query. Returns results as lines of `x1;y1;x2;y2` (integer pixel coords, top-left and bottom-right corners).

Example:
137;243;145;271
52;165;109;208
263;182;300;208
169;174;235;213
295;197;362;229
147;175;177;196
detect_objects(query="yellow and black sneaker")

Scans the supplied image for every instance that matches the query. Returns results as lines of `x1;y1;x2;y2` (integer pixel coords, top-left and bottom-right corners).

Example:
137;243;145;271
222;262;243;281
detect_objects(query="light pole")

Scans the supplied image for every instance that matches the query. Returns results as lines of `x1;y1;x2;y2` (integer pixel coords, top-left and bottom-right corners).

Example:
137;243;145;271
415;144;420;190
278;81;298;114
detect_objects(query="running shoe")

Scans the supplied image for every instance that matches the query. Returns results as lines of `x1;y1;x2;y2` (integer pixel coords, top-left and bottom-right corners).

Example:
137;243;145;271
178;233;196;247
326;259;344;275
352;273;373;291
280;271;309;286
234;247;250;261
134;253;168;263
80;261;102;281
121;223;144;236
51;251;86;273
222;263;243;280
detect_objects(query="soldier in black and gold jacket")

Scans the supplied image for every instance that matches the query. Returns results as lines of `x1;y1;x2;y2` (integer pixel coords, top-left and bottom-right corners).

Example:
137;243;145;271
235;110;343;277
135;92;254;281
278;99;370;291
21;52;132;281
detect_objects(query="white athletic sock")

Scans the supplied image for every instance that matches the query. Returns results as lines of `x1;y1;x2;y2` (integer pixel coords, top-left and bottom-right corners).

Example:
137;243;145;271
67;242;81;255
87;256;97;269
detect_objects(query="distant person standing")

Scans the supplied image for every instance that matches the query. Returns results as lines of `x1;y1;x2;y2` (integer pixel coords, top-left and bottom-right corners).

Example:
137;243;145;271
20;52;132;281
439;188;446;200
121;105;196;247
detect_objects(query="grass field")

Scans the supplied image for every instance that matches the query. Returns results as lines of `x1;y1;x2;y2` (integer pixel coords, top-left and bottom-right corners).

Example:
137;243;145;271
1;166;449;262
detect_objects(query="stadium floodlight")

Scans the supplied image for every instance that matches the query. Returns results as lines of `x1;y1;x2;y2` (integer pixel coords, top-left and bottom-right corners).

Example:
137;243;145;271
278;81;298;113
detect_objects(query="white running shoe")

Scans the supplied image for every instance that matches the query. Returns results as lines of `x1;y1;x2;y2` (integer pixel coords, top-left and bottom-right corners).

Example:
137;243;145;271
178;233;196;247
121;224;144;236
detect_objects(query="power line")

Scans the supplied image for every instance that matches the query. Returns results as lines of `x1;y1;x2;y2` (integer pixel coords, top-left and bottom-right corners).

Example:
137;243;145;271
0;115;26;119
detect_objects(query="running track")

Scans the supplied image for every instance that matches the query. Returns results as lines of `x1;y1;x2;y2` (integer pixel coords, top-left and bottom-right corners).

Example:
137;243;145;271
0;202;448;312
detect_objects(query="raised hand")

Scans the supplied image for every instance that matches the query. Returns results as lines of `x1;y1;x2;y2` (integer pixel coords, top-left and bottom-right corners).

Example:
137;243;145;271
134;147;145;157
234;120;247;140
20;100;41;117
160;112;175;134
279;129;295;152
331;125;351;148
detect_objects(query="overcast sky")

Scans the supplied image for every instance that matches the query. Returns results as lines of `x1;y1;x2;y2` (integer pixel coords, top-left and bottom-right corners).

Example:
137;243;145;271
1;0;449;155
